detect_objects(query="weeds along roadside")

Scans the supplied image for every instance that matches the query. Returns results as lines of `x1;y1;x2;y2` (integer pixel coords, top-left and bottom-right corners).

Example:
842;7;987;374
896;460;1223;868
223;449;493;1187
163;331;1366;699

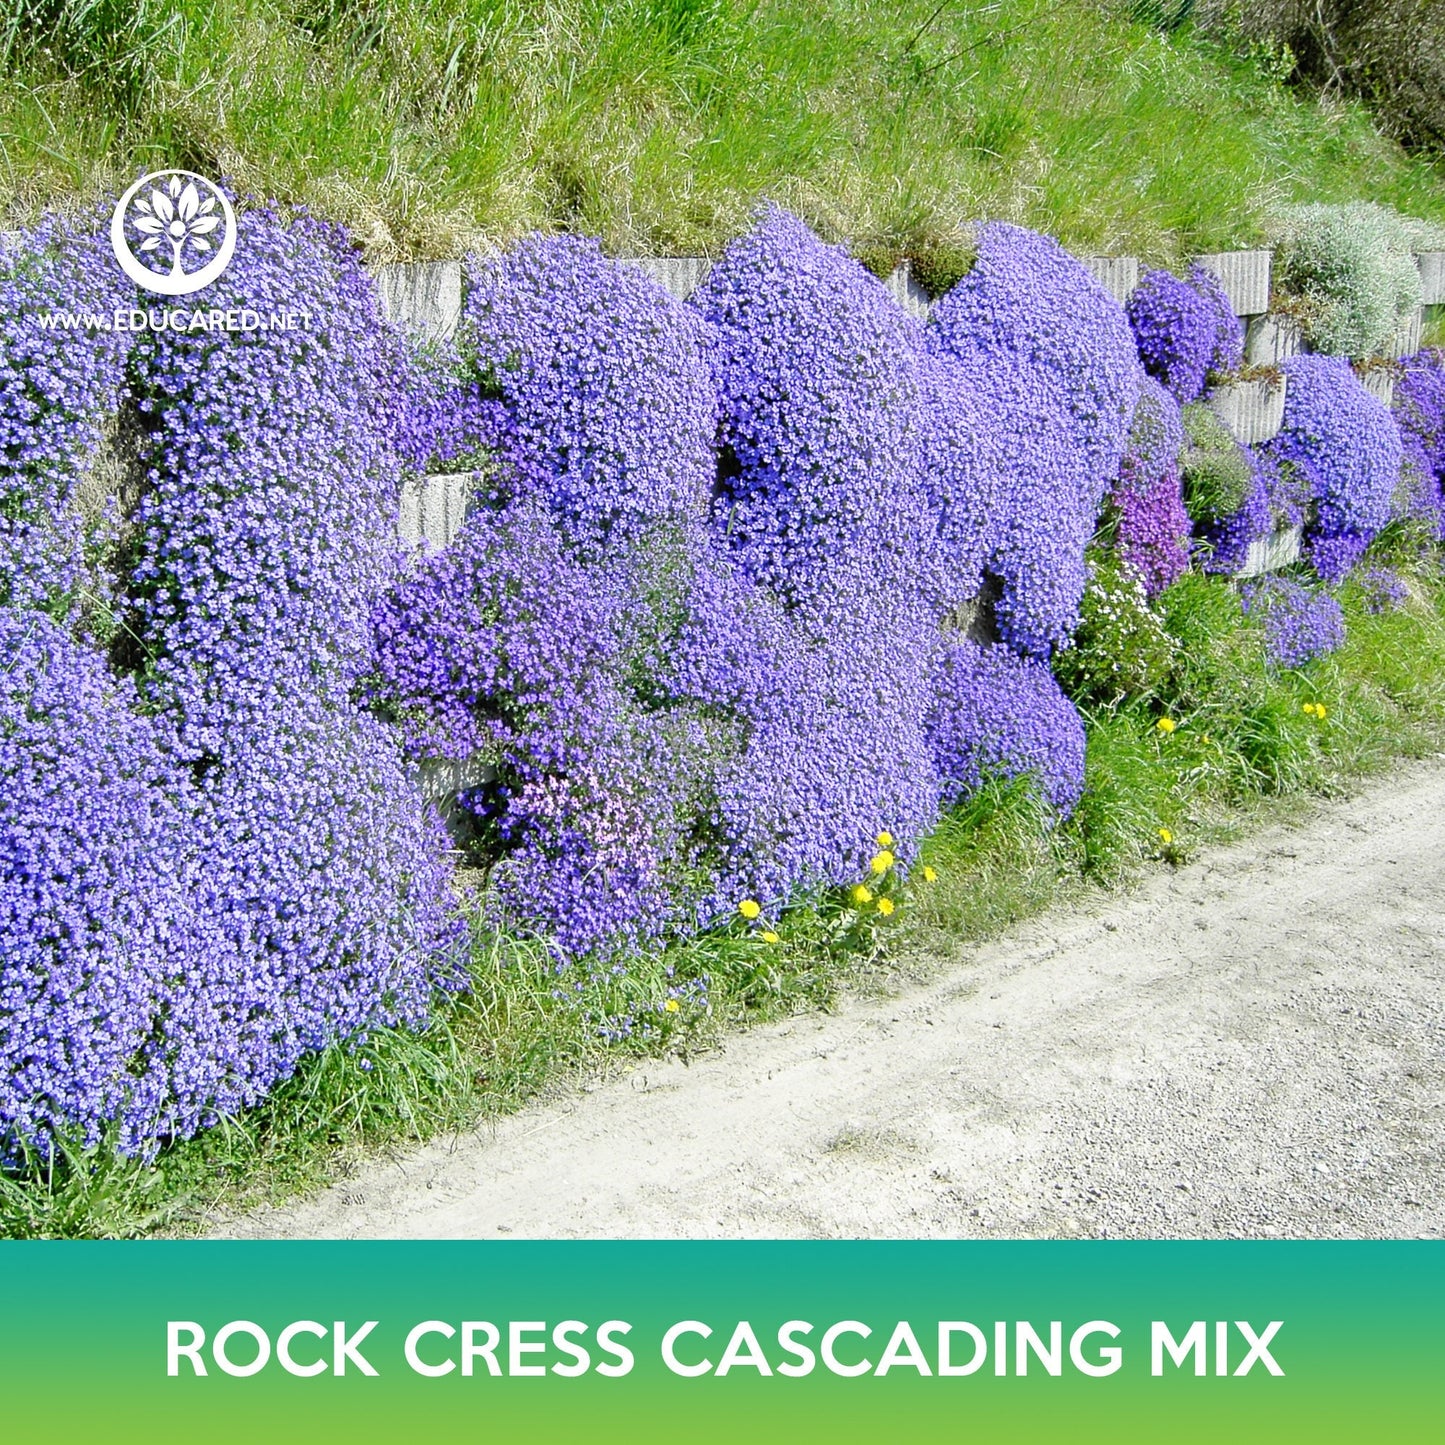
6;554;1445;1240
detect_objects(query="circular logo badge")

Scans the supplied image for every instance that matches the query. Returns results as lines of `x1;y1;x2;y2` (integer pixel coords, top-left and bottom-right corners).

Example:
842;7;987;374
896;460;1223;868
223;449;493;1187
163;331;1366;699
110;170;237;297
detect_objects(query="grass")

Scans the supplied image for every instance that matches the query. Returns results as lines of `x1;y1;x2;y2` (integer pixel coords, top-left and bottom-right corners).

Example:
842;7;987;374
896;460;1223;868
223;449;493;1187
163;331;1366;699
8;551;1445;1239
2;1;1444;263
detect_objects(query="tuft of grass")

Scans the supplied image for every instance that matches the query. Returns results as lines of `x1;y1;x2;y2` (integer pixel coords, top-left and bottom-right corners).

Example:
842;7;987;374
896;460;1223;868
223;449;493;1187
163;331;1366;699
0;1;1442;260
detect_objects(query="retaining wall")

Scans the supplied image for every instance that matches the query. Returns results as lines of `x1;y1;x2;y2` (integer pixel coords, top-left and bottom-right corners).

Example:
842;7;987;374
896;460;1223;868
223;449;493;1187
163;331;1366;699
385;246;1444;562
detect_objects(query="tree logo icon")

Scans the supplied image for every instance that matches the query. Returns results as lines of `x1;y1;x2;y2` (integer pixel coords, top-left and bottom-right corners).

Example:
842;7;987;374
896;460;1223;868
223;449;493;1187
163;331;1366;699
110;170;237;297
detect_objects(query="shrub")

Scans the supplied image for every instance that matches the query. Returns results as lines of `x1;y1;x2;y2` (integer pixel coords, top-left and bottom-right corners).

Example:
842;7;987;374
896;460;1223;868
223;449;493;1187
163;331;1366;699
926;640;1086;816
690;204;935;625
0;215;130;621
1177;402;1277;574
464;233;716;558
1394;347;1445;538
933;221;1138;491
931;222;1140;656
1109;376;1190;596
1271;202;1444;356
1263;353;1403;582
1054;551;1178;706
1241;575;1347;667
1180;403;1255;525
1126;265;1244;403
2;204;465;1159
0;611;203;1156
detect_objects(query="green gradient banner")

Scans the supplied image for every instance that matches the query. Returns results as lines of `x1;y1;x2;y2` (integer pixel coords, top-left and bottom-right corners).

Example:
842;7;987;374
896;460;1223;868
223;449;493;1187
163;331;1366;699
0;1242;1439;1442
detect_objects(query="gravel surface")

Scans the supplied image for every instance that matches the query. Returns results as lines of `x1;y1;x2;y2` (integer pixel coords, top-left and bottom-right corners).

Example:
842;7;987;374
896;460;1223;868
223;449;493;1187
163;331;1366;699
224;761;1445;1240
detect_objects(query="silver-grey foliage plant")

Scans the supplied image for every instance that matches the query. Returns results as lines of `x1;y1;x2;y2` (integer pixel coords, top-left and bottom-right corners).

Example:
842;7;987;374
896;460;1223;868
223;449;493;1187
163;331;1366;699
1271;202;1444;358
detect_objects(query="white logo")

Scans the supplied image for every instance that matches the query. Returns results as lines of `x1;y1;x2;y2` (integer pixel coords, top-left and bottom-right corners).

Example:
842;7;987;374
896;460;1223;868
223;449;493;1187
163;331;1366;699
110;170;237;297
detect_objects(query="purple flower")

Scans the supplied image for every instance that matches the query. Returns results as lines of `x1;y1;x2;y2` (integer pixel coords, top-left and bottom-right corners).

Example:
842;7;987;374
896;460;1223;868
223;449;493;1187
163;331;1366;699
1127;265;1243;404
1261;354;1403;584
1109;376;1189;595
1241;576;1346;668
925;639;1086;816
931;221;1140;656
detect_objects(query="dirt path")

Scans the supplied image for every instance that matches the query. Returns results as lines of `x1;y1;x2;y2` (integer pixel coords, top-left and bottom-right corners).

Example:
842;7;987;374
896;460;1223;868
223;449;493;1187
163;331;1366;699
225;761;1445;1241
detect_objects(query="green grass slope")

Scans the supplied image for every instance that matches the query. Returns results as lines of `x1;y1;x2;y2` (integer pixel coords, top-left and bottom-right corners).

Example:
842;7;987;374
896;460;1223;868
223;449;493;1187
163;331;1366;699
3;0;1444;261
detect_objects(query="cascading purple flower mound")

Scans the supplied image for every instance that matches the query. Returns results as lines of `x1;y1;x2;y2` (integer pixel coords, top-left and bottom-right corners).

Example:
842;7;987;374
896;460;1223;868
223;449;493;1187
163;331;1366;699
1394;348;1445;540
1126;265;1244;405
0;216;131;619
368;501;699;958
1110;375;1189;596
394;340;509;479
925;640;1086;816
1241;577;1346;668
121;205;466;1134
688;209;944;892
1262;354;1403;585
689;204;941;627
0;612;207;1156
463;234;716;556
930;221;1139;656
2;204;465;1157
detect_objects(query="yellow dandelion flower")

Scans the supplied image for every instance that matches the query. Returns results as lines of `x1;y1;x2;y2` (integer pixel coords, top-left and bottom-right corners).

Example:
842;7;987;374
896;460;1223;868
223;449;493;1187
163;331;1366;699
663;999;681;1013
1316;704;1328;720
876;830;894;848
922;865;938;883
738;898;761;920
1302;702;1315;716
851;884;873;906
870;849;895;875
1155;717;1177;734
1158;827;1173;846
876;897;895;917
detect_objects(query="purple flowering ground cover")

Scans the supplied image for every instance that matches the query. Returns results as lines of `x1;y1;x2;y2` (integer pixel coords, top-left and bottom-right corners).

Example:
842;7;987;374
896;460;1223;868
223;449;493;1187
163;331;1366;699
1;196;1432;1168
1262;354;1403;586
1127;265;1244;405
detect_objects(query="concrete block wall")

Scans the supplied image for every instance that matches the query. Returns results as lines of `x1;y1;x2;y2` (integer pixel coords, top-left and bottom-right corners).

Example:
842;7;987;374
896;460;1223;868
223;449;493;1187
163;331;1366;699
378;237;1437;629
1418;252;1445;307
1194;250;1272;318
1207;376;1286;445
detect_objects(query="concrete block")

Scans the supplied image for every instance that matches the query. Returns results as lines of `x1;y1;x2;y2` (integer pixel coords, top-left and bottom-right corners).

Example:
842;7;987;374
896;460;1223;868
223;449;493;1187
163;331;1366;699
1357;368;1396;409
1236;525;1302;578
1244;313;1303;366
884;262;933;321
945;576;999;645
1193;250;1272;318
1207;375;1286;445
376;261;464;342
625;256;711;300
418;754;496;805
1417;252;1445;307
399;471;473;549
1386;307;1423;360
1079;255;1140;305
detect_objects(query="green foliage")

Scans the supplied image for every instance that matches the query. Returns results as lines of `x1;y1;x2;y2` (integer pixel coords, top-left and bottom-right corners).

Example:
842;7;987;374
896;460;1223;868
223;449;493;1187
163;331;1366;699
1271;201;1445;355
1203;0;1445;156
1055;550;1178;707
0;0;179;111
1180;401;1254;523
1;1;1443;258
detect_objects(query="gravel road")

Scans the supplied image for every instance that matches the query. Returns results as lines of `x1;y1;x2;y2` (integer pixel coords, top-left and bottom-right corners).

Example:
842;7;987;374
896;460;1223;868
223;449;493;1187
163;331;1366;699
225;760;1445;1240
